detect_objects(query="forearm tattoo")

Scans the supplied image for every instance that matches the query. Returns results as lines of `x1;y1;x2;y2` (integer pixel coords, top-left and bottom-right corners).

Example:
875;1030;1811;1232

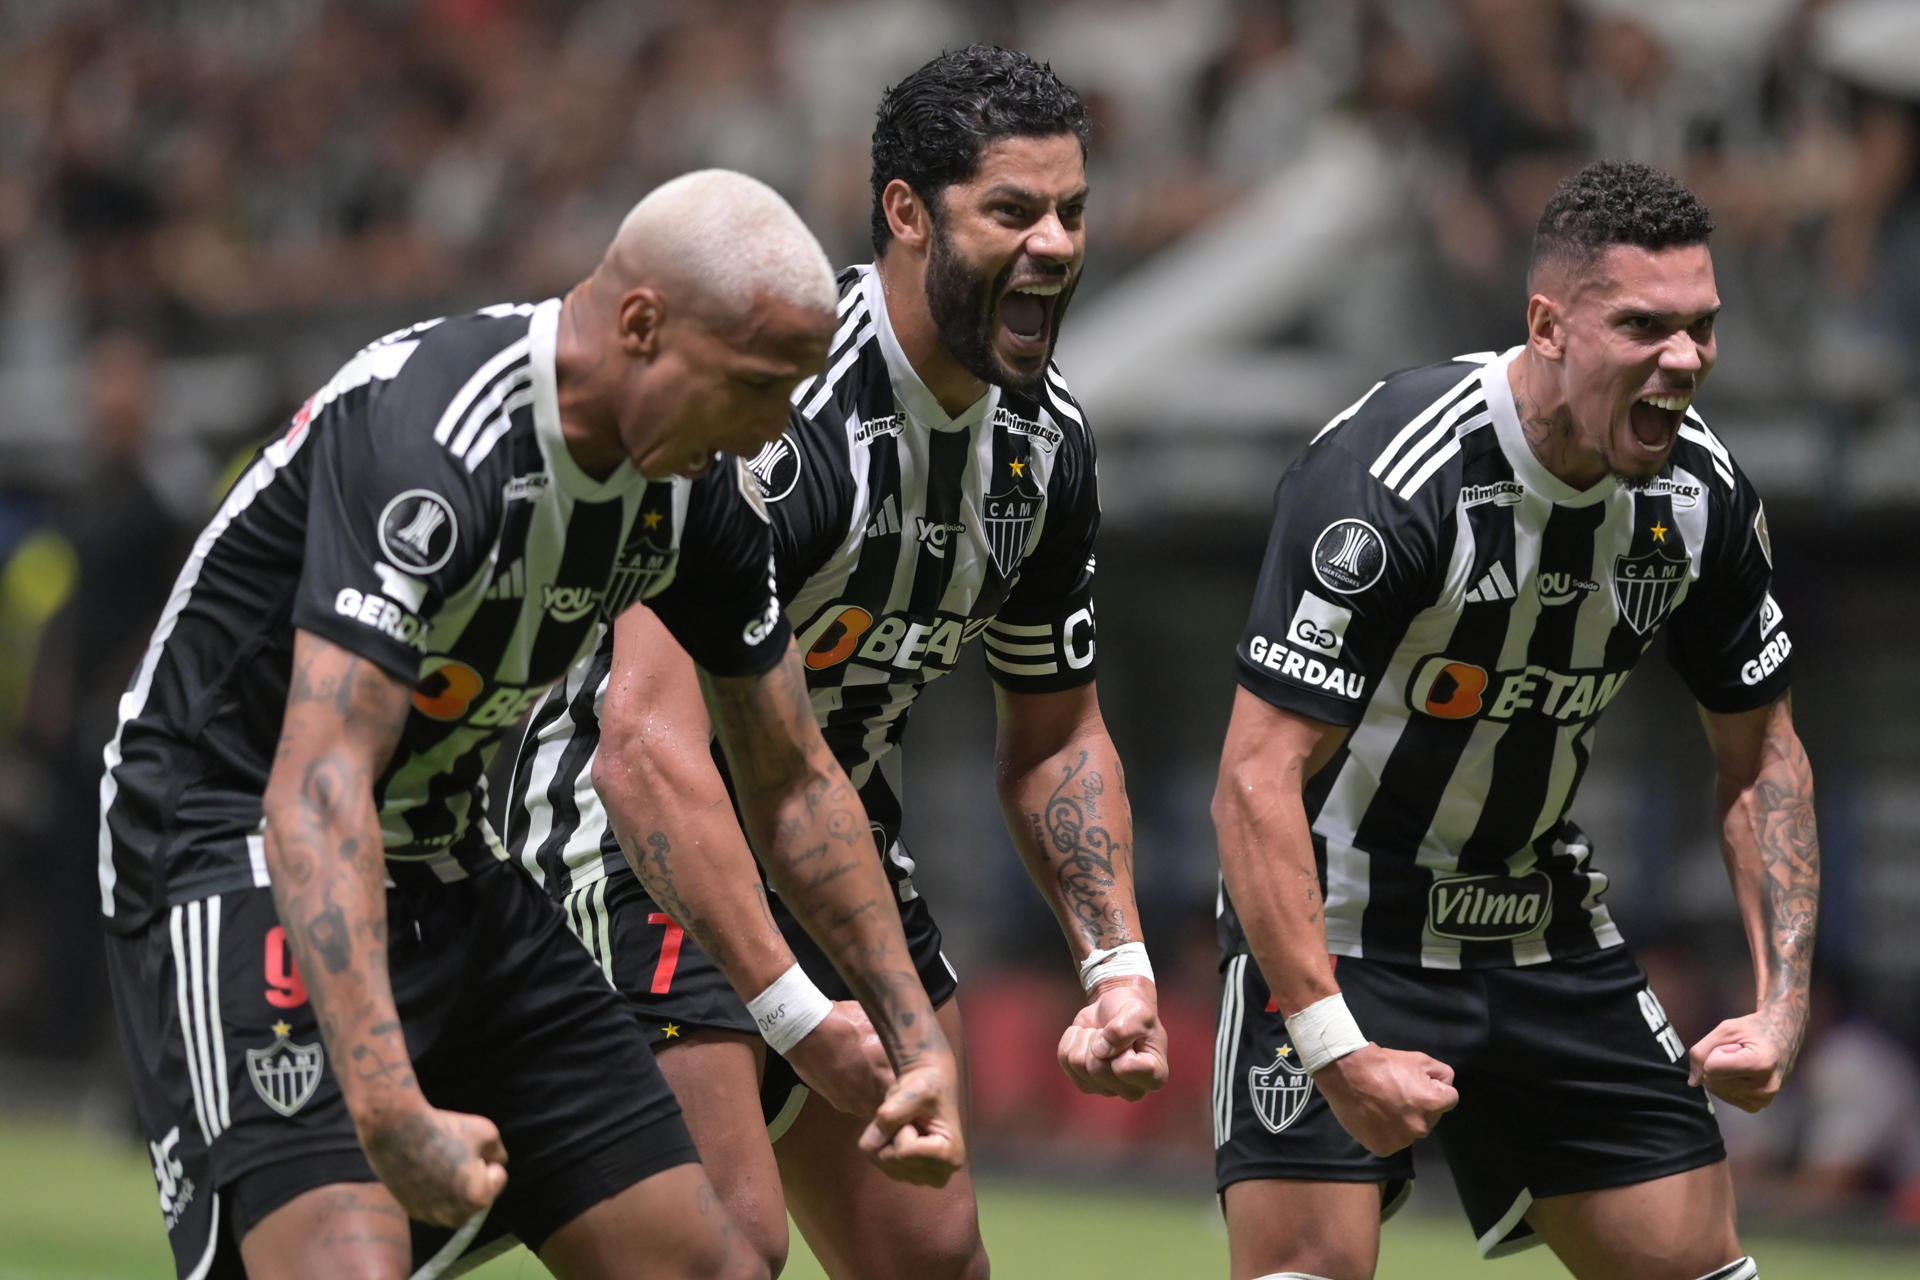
266;645;415;1105
1025;749;1136;949
1752;717;1820;1066
624;826;736;969
706;649;936;1066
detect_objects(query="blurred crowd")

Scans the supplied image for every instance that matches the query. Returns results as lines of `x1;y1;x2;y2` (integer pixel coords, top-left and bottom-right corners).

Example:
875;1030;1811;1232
2;0;1918;1226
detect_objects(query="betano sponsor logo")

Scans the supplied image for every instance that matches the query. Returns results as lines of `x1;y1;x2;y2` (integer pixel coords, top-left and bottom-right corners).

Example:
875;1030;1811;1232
1426;872;1551;942
797;603;992;674
1245;635;1366;699
1408;655;1631;722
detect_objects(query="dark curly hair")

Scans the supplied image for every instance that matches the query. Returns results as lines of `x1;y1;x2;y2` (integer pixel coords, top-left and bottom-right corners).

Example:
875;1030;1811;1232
1529;160;1715;286
869;44;1090;255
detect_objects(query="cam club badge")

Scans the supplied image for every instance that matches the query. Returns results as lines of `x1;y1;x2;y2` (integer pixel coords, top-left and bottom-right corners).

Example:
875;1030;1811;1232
247;1021;324;1118
983;461;1042;577
1249;1043;1314;1134
1611;546;1689;634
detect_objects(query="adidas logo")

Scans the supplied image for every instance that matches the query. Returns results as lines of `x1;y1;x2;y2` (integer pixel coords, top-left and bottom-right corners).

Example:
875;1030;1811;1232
866;494;901;538
1465;562;1517;603
484;559;527;601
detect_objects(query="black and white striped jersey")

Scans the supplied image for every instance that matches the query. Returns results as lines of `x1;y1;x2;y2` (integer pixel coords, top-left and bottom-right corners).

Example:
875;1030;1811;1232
97;300;787;932
511;264;1100;898
1220;346;1793;971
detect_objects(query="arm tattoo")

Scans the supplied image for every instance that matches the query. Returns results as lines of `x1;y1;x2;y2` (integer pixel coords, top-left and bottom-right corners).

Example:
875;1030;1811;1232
624;827;735;968
1026;750;1133;948
1753;725;1819;1063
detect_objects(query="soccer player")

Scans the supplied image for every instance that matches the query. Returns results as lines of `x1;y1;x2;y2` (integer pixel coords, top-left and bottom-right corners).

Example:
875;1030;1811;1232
510;47;1167;1279
1211;160;1816;1280
98;170;962;1280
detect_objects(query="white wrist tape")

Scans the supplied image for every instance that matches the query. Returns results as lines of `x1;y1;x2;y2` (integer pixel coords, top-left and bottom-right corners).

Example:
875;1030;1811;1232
1283;993;1369;1075
1077;941;1155;993
746;964;832;1057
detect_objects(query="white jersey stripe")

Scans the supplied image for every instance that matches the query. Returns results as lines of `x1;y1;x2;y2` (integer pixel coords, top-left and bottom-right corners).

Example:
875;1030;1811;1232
206;896;231;1131
186;901;222;1137
461;381;537;472
432;337;531;446
1381;394;1484;492
985;653;1058;677
449;365;532;459
1367;367;1483;481
983;637;1055;657
802;319;875;419
170;905;213;1145
1395;408;1493;500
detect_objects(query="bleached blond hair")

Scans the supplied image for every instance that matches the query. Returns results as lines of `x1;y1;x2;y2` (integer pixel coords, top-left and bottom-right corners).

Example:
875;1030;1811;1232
606;169;836;324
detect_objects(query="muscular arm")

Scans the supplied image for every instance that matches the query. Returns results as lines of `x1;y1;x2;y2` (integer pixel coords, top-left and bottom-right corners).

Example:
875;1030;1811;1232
995;682;1166;1099
1211;686;1455;1154
994;682;1140;959
702;640;963;1183
593;606;797;994
1211;688;1349;1015
262;631;505;1225
1692;692;1820;1110
593;607;890;1117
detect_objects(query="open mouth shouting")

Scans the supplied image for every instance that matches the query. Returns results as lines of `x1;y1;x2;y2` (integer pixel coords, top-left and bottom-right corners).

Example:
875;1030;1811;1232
997;276;1066;363
1626;389;1690;461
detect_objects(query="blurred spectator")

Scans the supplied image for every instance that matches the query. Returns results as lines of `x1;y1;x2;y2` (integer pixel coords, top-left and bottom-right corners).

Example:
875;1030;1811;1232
1;328;187;1059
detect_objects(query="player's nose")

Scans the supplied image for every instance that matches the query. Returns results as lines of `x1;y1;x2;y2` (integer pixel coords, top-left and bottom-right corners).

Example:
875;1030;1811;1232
1026;211;1075;262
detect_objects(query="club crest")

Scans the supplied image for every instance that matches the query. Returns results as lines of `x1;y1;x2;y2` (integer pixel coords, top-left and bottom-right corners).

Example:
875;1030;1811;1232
1611;546;1689;634
982;474;1041;577
246;1022;324;1118
1248;1044;1314;1134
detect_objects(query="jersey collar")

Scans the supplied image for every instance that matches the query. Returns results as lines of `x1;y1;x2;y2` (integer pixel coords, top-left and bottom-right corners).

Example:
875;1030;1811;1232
529;297;646;501
856;263;996;434
1482;345;1617;509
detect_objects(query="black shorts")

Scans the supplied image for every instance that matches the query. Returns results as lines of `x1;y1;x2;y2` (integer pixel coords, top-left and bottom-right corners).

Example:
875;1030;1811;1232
107;860;697;1278
1212;946;1725;1257
561;866;958;1130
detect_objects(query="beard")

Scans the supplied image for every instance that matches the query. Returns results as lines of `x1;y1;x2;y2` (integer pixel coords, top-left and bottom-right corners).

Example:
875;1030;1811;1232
923;218;1073;393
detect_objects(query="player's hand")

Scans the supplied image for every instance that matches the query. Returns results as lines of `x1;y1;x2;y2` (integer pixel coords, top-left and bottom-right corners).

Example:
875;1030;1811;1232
857;1056;965;1187
1313;1043;1458;1157
1688;1008;1798;1113
1059;976;1170;1100
785;999;894;1117
357;1101;508;1228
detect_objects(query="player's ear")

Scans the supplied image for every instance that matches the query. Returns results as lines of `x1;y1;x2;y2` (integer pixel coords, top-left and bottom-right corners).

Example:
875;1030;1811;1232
882;179;932;250
1526;292;1565;361
617;287;665;358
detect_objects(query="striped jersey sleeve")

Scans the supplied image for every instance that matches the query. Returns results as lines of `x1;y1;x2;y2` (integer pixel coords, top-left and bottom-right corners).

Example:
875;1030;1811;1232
981;368;1100;692
645;457;789;678
290;323;517;680
1235;369;1468;724
1664;419;1792;712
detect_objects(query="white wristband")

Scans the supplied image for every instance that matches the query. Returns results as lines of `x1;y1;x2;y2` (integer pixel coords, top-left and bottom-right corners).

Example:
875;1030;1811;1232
1077;942;1155;994
1282;993;1369;1075
746;964;832;1057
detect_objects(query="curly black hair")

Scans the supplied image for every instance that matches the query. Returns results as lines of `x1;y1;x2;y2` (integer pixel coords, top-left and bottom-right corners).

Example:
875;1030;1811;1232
1529;160;1715;285
869;44;1090;255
